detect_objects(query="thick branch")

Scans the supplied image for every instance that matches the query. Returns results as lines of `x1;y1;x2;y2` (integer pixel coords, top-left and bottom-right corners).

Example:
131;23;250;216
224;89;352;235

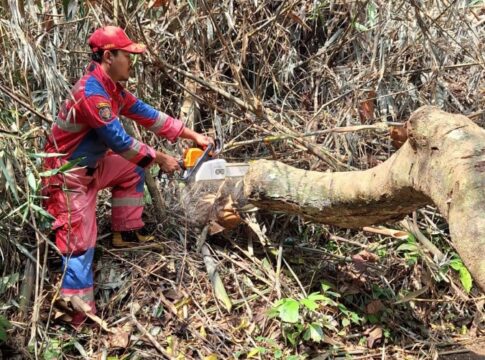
242;106;485;290
185;106;485;291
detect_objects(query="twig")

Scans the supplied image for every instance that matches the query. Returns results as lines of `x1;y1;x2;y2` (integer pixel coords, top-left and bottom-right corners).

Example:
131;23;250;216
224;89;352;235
225;123;392;151
201;243;233;312
0;83;52;123
401;216;444;261
131;314;172;359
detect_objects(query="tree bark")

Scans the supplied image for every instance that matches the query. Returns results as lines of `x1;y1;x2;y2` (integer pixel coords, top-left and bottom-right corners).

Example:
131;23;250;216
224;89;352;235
186;106;485;291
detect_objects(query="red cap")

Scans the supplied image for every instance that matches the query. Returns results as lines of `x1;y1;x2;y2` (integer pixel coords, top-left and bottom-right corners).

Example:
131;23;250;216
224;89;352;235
88;26;146;54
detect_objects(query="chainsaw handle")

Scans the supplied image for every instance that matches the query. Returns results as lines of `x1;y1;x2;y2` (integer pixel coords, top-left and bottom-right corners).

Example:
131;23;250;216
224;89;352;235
210;138;222;155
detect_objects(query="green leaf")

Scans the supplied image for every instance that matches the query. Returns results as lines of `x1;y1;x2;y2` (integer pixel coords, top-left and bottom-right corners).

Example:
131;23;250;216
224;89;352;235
39;158;85;177
321;281;332;292
30;204;55;220
58;158;84;172
285;331;300;346
307;292;327;301
450;258;473;293
21;202;30;224
366;1;377;27
143;185;152;205
349;311;362;324
458;267;473;293
38;169;59;177
0;327;6;342
0;155;19;202
449;258;464;271
29;152;66;159
43;339;61;360
396;243;418;252
341;318;351;327
0;273;19;295
267;307;280;319
0;316;11;330
366;314;379;324
27;171;37;191
468;0;484;6
300;298;317;311
2;202;28;220
306;323;324;343
277;299;300;323
187;0;197;12
354;22;368;32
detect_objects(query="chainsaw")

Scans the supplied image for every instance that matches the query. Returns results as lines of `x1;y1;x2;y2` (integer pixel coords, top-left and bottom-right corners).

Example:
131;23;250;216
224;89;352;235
179;138;249;182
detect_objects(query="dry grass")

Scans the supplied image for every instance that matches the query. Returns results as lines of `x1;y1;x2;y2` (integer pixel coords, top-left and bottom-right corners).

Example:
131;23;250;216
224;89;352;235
0;1;484;359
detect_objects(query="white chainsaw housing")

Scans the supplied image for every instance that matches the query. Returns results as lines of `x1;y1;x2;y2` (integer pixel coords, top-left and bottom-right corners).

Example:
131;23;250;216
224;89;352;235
193;159;249;181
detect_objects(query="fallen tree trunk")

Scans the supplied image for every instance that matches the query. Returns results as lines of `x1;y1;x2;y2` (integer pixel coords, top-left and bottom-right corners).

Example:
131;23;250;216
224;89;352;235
185;106;485;291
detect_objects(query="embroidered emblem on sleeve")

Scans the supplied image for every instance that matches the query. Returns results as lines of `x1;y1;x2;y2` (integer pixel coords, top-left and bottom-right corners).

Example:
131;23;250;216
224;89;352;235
96;103;113;121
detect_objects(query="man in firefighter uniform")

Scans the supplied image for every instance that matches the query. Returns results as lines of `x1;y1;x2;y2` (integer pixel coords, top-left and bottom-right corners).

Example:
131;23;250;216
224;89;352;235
43;26;213;325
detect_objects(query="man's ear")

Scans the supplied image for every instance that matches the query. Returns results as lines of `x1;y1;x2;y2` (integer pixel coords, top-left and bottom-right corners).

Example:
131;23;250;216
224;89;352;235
102;50;112;65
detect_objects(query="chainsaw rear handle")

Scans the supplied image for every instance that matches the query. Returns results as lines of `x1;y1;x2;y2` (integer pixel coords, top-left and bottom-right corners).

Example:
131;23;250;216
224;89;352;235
211;138;223;156
177;138;221;169
179;138;222;181
158;138;222;180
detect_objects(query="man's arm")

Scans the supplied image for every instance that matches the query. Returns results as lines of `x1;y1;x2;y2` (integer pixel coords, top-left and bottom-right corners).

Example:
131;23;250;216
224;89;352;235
120;91;184;142
120;91;214;148
82;95;179;172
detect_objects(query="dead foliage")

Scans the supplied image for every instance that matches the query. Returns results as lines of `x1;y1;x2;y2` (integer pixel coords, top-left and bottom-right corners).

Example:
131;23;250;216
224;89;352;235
0;1;484;359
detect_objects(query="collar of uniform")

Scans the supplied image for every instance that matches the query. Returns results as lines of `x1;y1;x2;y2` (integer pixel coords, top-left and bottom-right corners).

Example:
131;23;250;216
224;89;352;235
86;61;118;96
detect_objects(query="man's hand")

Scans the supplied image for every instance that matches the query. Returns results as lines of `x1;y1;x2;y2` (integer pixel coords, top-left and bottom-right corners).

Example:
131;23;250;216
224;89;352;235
193;133;215;149
155;151;180;174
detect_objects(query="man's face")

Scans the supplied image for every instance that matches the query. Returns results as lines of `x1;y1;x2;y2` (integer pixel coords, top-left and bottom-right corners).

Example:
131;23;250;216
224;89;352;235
107;50;132;82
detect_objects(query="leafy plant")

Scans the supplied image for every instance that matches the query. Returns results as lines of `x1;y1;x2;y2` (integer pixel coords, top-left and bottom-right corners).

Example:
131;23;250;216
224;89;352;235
0;315;12;342
269;292;333;346
449;257;473;293
267;284;354;347
396;234;421;265
242;337;284;359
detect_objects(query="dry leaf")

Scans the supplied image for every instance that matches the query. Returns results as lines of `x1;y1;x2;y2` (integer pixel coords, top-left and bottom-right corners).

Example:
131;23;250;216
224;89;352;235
216;196;241;230
108;323;133;348
204;354;218;360
199;325;207;338
366;326;383;348
365;300;384;315
352;250;379;272
390;126;408;149
358;91;376;123
150;0;170;8
287;11;312;31
209;220;225;235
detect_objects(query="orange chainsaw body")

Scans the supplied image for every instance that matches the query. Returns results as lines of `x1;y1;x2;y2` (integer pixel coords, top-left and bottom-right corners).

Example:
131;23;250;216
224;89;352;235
183;148;204;169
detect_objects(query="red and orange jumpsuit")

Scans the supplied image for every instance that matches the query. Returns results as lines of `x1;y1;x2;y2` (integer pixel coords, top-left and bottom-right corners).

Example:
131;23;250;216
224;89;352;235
43;62;184;323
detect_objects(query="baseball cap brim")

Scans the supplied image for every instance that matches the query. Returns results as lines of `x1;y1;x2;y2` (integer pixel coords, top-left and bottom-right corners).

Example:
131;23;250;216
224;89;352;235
120;43;146;54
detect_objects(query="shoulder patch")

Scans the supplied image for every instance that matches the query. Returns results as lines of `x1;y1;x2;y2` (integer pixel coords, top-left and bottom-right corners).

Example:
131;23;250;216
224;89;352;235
96;103;113;121
96;102;111;108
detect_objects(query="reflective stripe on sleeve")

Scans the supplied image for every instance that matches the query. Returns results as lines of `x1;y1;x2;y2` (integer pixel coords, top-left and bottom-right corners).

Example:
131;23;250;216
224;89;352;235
148;112;168;133
111;197;144;207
